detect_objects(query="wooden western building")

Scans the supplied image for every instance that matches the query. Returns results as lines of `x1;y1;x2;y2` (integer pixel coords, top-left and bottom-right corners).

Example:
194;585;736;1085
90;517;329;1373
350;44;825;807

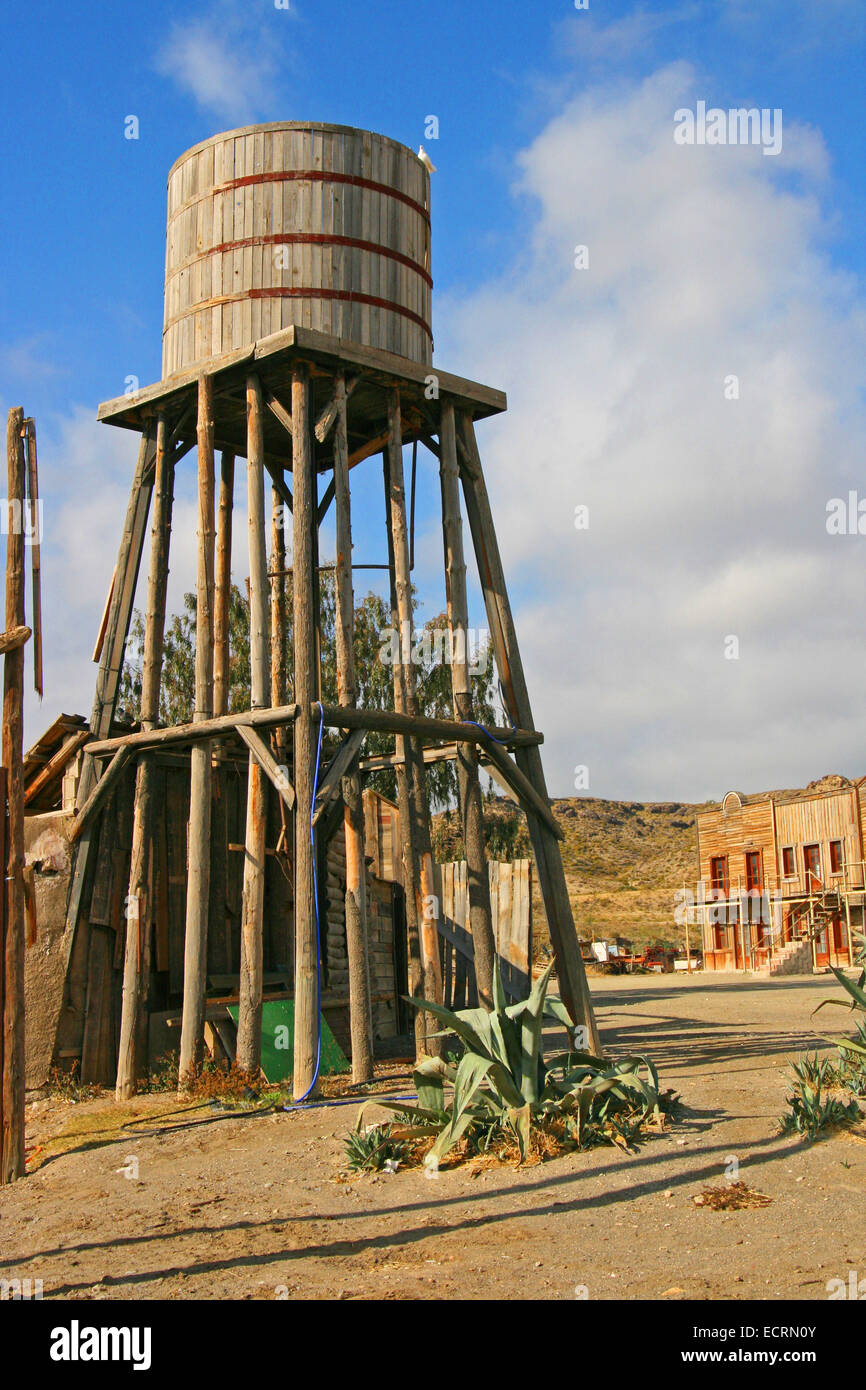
695;774;863;974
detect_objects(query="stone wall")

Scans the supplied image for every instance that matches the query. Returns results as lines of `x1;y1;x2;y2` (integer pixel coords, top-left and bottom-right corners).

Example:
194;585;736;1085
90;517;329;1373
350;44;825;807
23;811;75;1090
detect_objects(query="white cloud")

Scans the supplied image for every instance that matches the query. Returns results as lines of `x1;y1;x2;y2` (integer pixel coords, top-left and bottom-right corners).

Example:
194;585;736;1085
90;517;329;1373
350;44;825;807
0;334;67;383
437;63;866;801
156;3;294;122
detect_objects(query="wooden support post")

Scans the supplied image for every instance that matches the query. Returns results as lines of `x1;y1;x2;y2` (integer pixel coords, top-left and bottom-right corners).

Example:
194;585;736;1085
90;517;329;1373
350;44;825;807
270;463;289;856
439;400;495;1009
236;375;270;1076
333;371;374;1083
268;461;291;895
382;447;426;1059
1;408;26;1181
291;363;321;1099
385;391;444;1049
178;378;216;1090
22;420;42;698
457;412;600;1052
66;428;156;939
213;452;234;719
116;415;175;1100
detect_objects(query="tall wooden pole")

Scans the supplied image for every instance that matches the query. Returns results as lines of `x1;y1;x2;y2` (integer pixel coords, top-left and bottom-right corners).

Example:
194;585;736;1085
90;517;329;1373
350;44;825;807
178;376;216;1089
382;465;425;1059
236;376;270;1075
66;429;156;941
439;400;495;1009
23;420;42;699
212;451;234;973
270;472;288;725
1;408;26;1181
333;371;374;1082
291;363;320;1099
269;467;291;854
457;413;600;1052
213;451;235;719
385;390;444;1046
116;415;174;1099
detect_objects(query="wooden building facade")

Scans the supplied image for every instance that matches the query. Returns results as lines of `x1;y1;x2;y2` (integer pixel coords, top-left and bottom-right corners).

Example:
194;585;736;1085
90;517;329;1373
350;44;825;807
695;776;863;974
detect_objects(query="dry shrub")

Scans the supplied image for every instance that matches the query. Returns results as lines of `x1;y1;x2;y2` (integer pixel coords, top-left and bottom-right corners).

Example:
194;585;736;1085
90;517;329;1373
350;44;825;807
179;1061;263;1102
692;1181;772;1211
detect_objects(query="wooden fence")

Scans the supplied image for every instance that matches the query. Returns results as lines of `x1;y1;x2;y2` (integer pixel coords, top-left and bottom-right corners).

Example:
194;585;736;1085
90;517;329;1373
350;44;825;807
437;859;532;1009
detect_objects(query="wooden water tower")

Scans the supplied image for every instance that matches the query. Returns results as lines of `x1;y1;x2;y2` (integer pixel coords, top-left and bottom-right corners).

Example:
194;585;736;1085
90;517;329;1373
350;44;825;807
68;122;598;1100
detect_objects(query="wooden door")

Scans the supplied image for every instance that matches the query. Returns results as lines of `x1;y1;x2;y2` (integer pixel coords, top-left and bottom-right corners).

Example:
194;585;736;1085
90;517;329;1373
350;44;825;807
803;845;822;894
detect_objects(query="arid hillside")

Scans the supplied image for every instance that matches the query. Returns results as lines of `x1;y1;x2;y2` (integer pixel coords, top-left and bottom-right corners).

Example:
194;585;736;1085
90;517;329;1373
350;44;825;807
553;796;712;952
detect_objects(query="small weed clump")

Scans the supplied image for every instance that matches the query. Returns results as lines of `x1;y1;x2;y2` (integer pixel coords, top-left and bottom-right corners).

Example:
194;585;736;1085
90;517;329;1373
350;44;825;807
47;1062;101;1104
345;1123;408;1173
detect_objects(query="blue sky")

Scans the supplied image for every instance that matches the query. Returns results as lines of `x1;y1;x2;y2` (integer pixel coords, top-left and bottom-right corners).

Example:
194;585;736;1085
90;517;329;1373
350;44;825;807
3;0;866;800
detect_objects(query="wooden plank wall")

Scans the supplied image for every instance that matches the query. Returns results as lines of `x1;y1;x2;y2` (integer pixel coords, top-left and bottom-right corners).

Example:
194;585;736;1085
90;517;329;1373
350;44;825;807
362;789;402;884
774;791;861;891
696;796;776;888
439;859;532;1008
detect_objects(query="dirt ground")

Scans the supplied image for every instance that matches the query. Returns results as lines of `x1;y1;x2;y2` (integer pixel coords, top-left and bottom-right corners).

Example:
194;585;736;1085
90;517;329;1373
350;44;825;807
2;972;864;1301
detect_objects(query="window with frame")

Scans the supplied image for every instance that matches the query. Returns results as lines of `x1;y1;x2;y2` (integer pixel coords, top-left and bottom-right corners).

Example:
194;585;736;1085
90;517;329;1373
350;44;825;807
782;847;796;879
709;855;729;895
829;840;844;875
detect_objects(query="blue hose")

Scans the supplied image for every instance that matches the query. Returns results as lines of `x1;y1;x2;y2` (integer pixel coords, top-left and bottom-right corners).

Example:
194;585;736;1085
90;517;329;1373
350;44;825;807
293;700;325;1103
462;719;509;746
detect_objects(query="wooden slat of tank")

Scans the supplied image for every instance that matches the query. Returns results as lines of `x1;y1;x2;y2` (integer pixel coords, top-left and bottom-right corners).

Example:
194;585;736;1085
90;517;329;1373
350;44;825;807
330;131;344;341
319;129;335;338
312;126;325;336
348;130;363;348
251;176;263;344
302;127;314;331
310;154;324;337
253;130;265;340
360;143;372;352
394;143;406;359
284;130;301;336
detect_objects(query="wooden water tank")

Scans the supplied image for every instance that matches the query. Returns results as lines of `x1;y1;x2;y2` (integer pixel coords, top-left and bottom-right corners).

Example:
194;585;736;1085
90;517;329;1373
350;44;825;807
163;123;432;378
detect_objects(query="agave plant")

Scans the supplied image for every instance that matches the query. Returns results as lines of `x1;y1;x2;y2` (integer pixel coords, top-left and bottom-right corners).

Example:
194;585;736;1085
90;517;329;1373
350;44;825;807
814;948;866;1073
779;1054;860;1140
344;1123;408;1173
354;963;667;1167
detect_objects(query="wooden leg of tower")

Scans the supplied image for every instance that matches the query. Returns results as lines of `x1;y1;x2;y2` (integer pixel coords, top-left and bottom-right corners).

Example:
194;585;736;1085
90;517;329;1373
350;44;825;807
237;376;270;1076
333;371;374;1083
456;412;601;1053
212;451;234;971
385;391;444;1042
1;408;27;1181
66;426;157;940
439;401;496;1009
382;450;426;1058
116;415;174;1099
213;451;234;720
291;364;321;1099
178;376;216;1091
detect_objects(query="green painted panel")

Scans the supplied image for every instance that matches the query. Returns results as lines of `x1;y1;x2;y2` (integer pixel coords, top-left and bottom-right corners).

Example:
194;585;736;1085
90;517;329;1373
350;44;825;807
227;999;349;1082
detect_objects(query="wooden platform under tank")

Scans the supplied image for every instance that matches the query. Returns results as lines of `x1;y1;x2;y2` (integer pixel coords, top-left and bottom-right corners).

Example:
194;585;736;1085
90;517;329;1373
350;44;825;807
97;324;507;473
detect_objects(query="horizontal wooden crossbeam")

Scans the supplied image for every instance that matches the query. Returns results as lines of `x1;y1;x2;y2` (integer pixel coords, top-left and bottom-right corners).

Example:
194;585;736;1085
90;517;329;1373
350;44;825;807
315;703;542;748
87;703;301;756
